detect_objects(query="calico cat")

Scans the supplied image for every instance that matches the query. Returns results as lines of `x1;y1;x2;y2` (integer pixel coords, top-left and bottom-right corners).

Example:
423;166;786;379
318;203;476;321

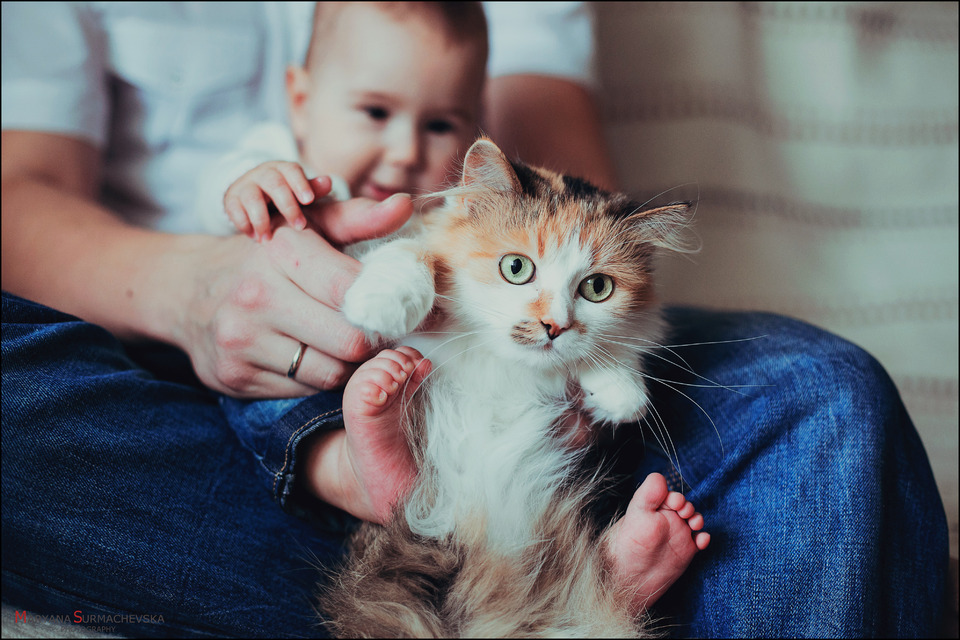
322;137;694;637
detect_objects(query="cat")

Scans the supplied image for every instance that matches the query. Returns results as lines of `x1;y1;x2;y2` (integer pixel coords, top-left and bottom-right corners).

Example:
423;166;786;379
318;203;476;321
321;137;693;637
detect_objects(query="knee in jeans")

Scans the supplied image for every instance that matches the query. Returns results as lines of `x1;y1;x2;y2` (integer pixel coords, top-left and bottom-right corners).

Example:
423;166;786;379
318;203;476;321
771;319;903;448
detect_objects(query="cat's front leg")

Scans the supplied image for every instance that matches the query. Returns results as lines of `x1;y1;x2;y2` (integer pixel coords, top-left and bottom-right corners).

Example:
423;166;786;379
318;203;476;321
578;352;651;424
342;239;435;340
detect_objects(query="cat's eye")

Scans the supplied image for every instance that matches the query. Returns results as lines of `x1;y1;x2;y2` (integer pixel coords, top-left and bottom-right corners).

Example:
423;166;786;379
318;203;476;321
499;254;535;285
579;274;614;302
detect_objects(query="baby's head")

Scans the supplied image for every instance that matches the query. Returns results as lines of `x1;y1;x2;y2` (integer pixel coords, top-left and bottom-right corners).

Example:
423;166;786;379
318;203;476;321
287;2;488;206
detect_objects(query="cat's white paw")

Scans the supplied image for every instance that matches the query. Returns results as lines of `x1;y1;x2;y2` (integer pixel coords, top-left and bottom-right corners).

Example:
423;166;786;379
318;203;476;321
342;249;434;339
579;367;650;424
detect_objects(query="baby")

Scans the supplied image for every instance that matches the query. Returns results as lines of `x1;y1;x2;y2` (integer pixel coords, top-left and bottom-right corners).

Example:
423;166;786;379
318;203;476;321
200;0;708;618
195;1;488;240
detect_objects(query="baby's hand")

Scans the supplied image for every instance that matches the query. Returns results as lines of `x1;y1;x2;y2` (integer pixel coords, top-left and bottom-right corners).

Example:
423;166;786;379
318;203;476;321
223;161;330;242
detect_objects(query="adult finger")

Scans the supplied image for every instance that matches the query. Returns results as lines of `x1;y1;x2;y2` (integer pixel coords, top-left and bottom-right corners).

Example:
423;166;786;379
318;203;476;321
244;332;360;394
308;193;413;247
231;249;378;364
307;175;333;201
254;286;377;367
263;226;366;311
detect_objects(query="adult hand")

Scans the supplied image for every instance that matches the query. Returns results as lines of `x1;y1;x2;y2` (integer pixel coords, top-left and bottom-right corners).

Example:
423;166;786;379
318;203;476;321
177;193;413;398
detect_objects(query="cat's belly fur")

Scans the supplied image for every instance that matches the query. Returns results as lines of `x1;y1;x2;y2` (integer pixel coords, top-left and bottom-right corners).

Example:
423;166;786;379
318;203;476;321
401;332;577;551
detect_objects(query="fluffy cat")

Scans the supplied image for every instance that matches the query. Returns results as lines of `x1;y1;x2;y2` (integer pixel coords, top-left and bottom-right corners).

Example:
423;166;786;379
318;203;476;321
322;137;692;637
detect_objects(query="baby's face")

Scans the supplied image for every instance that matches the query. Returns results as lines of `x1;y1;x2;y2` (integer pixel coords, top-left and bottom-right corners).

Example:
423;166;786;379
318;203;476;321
287;5;485;205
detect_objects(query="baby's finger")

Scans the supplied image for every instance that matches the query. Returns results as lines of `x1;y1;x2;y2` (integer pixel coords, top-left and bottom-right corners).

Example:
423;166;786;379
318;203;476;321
237;185;272;241
224;198;255;238
276;163;317;206
260;174;306;234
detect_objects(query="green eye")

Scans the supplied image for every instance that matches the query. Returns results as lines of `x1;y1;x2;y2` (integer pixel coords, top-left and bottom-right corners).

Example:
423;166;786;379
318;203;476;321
579;274;614;302
499;254;535;284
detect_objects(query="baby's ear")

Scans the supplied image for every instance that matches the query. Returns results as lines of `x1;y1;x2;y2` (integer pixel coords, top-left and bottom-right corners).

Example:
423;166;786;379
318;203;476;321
285;65;311;141
460;137;521;194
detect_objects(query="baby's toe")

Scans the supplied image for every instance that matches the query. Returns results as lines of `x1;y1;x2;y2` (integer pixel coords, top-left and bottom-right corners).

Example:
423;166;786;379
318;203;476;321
379;347;422;376
695;531;711;550
346;361;404;415
663;491;687;512
363;370;398;405
676;500;696;519
631;473;670;512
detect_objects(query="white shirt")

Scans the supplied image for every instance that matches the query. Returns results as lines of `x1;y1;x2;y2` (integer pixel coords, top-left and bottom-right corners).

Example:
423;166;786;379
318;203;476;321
1;1;595;234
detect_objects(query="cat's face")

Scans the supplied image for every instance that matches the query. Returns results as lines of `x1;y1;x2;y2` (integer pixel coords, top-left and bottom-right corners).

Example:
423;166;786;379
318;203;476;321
447;229;645;369
430;139;689;370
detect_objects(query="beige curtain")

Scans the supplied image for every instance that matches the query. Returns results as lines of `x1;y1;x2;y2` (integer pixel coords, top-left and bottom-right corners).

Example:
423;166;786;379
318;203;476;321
594;1;958;556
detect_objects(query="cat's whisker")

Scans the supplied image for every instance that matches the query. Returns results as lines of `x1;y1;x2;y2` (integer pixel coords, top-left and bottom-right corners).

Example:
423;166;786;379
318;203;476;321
597;332;769;396
582;349;688;489
405;335;502;406
579;349;653;445
600;331;770;383
589;345;687;485
642;374;760;391
646;374;726;460
641;402;690;491
596;330;698;371
434;293;513;321
395;331;493;421
401;332;480;373
413;329;492;336
384;331;484;425
631;182;700;213
600;332;769;350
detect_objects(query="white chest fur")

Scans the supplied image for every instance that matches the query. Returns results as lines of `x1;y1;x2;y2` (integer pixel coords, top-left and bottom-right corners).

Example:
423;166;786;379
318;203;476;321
401;331;577;552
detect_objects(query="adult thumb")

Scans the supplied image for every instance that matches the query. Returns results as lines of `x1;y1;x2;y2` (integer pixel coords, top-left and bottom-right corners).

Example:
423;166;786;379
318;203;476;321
310;194;413;246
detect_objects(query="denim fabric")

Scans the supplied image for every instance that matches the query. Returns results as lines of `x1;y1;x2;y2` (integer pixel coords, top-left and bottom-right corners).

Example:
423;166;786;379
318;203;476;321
1;292;947;638
1;293;354;638
631;309;949;638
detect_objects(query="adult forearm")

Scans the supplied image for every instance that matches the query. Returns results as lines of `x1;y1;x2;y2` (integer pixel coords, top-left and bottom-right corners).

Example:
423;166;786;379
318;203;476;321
1;129;210;344
1;175;208;343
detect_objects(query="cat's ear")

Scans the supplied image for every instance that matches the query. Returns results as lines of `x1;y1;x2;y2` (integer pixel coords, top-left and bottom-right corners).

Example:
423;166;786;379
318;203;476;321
622;201;697;253
460;137;521;194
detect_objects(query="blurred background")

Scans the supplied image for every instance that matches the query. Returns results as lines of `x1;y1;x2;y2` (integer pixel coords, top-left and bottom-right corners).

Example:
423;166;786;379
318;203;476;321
592;1;958;569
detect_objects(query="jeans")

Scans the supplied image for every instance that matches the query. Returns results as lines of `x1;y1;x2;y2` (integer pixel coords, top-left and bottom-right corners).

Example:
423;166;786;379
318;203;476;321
1;292;948;638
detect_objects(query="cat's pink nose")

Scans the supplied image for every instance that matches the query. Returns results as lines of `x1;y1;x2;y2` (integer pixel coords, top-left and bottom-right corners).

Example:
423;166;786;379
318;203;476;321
541;320;569;340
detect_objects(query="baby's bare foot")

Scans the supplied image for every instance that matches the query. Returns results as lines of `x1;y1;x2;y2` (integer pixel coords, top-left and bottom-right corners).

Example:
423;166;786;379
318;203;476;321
341;346;430;523
606;472;710;613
